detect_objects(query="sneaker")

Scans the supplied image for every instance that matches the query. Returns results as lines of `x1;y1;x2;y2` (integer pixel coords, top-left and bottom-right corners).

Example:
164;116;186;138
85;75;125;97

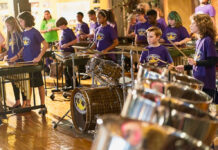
81;75;91;80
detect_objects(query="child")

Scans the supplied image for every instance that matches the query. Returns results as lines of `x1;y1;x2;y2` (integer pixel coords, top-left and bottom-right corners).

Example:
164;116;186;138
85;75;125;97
145;9;165;35
195;0;216;24
0;30;5;53
176;14;217;103
140;26;173;67
107;9;118;35
56;17;78;88
90;9;119;62
12;11;48;113
135;8;149;45
154;7;167;28
163;11;190;46
4;16;26;108
75;12;89;41
127;14;136;38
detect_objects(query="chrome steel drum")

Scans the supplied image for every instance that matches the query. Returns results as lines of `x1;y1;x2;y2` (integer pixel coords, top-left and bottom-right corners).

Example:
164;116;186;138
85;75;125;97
121;88;218;145
137;65;204;90
138;79;212;111
92;115;210;150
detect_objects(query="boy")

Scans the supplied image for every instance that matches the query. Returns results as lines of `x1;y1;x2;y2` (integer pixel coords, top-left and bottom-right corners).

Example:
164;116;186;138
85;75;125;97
75;12;89;41
140;26;173;67
56;17;78;88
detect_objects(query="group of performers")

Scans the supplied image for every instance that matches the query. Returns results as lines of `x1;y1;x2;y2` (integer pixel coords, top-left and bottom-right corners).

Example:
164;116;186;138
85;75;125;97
0;0;217;115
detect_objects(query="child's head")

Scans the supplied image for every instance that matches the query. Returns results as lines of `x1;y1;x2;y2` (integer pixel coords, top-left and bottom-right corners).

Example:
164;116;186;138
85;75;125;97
17;11;35;29
137;3;150;14
56;17;68;29
5;16;21;33
190;14;216;41
168;11;182;28
199;0;209;4
97;9;108;24
107;9;116;24
147;9;157;25
77;12;84;22
154;8;164;18
88;10;96;21
128;14;136;24
146;26;162;45
43;10;52;21
136;8;145;22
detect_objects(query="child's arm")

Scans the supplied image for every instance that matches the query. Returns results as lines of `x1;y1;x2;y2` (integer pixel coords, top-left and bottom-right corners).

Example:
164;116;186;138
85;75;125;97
9;47;24;62
61;39;77;49
102;39;119;54
33;40;48;63
174;37;191;46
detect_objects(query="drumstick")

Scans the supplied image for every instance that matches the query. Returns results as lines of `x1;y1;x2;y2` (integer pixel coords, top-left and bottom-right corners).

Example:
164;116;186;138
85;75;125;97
17;61;34;64
168;40;188;59
155;58;175;68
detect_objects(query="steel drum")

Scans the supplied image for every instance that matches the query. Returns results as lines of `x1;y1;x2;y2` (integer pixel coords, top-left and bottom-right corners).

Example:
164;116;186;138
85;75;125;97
138;79;212;111
92;115;210;150
70;86;123;133
137;65;204;90
121;88;218;145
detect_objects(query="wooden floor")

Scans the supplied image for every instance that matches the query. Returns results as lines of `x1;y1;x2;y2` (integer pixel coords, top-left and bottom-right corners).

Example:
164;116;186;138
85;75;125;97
0;75;217;150
0;77;93;150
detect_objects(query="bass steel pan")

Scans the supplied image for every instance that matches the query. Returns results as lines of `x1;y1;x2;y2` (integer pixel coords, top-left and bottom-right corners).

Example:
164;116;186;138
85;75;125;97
71;86;124;133
92;115;210;150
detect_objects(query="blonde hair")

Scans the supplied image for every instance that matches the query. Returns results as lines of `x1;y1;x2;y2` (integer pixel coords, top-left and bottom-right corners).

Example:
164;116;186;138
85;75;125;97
137;3;150;14
191;14;216;41
146;26;162;37
5;16;22;53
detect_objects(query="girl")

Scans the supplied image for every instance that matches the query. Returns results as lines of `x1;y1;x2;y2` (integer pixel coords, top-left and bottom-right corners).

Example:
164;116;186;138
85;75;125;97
155;7;167;28
195;0;216;24
11;11;48;113
4;16;26;108
163;11;190;46
75;12;89;41
176;14;217;103
126;14;136;38
91;9;119;62
107;9;118;35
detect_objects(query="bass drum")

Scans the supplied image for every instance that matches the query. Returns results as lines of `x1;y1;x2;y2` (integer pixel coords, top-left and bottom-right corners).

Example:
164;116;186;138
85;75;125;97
71;86;124;133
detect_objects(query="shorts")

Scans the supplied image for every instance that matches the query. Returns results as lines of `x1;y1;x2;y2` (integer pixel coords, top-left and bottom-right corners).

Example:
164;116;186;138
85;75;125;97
30;71;44;87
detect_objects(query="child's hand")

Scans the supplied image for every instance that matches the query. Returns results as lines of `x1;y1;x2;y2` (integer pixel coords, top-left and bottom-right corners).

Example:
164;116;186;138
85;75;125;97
175;65;184;72
9;56;17;62
101;49;108;54
61;44;69;49
188;58;196;66
33;56;41;63
3;55;8;61
174;42;181;46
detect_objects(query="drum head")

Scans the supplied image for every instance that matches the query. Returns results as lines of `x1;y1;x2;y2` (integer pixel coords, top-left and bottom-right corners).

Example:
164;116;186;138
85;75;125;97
71;88;88;132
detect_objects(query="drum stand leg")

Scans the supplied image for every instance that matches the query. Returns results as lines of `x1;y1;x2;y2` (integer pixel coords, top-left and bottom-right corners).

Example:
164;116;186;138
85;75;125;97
53;109;72;129
72;53;76;89
121;52;126;101
91;71;95;87
130;49;134;88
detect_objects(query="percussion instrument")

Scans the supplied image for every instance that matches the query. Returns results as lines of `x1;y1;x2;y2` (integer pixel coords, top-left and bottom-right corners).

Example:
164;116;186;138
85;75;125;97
86;58;122;86
121;88;218;145
70;86;124;133
92;115;210;150
116;45;148;52
137;65;204;90
139;79;212;111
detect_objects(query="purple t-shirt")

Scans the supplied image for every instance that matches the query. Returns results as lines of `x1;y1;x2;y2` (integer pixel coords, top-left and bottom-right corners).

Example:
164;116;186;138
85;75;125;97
60;28;76;53
157;18;167;28
163;26;190;44
135;22;149;43
193;36;217;89
94;24;118;60
145;21;165;35
108;22;118;35
75;22;90;38
129;24;136;34
90;21;100;35
140;45;173;66
22;28;44;61
195;4;216;17
8;32;23;60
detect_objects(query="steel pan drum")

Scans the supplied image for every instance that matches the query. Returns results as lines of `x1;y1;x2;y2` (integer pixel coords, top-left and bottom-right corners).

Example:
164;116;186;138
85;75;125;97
71;86;123;133
137;65;204;90
92;115;210;150
121;88;217;145
138;79;212;111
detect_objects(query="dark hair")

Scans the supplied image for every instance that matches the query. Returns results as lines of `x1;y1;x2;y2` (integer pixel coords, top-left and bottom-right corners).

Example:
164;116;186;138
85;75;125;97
77;12;84;17
56;17;68;27
43;10;52;21
107;9;116;24
88;10;96;15
18;11;35;27
136;8;145;15
98;9;108;19
147;9;157;18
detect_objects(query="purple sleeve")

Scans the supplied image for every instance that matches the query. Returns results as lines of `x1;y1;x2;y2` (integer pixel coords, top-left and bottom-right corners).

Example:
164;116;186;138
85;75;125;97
69;29;76;41
205;37;217;57
82;23;90;34
35;29;44;43
110;27;118;41
163;47;173;63
140;51;147;63
208;5;216;17
180;26;190;39
135;24;138;34
163;28;168;41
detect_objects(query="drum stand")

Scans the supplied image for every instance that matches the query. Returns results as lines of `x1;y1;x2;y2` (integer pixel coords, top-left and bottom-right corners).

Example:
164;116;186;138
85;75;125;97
121;51;126;101
52;109;72;129
130;49;134;88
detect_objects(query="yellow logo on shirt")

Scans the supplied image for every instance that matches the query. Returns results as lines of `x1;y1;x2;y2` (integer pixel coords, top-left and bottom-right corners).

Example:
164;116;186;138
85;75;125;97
138;28;146;36
96;33;104;41
147;54;160;66
166;32;177;41
9;39;13;46
23;37;31;46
